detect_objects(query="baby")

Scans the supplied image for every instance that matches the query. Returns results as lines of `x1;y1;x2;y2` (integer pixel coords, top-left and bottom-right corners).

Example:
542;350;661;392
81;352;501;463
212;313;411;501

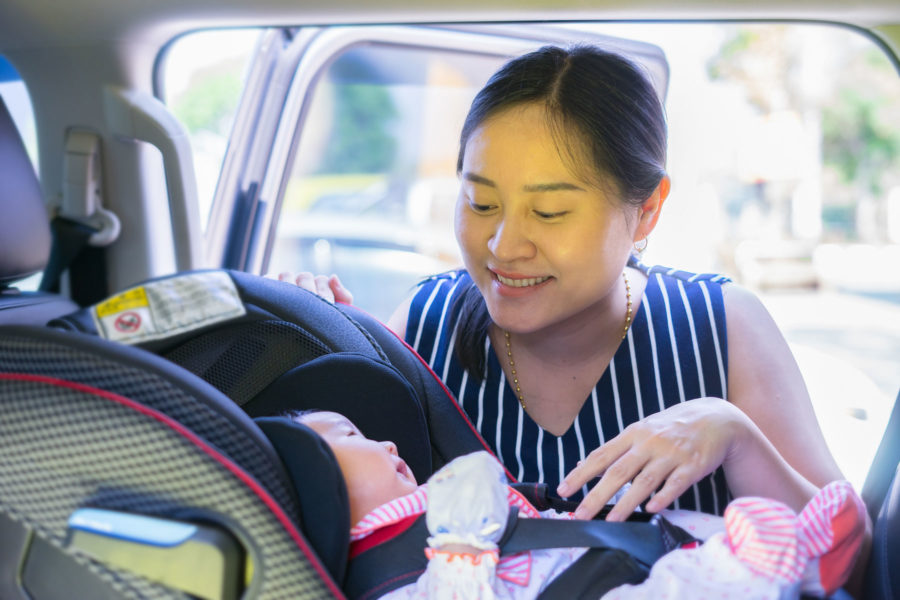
291;410;866;600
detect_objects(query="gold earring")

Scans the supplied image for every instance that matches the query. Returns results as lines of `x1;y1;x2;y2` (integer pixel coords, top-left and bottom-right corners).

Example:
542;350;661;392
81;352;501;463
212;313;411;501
634;238;648;253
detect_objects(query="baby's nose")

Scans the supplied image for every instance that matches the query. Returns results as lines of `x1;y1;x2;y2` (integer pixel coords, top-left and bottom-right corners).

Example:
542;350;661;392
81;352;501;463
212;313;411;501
382;440;398;455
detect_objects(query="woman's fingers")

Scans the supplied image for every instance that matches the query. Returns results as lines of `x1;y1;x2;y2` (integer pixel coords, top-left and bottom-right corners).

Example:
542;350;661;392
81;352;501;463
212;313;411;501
328;274;354;304
269;271;355;304
559;399;739;521
643;464;706;513
557;436;626;498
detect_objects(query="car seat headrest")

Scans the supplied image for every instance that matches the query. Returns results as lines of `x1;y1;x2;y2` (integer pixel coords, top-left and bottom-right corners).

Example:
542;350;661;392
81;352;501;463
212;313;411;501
248;352;433;482
254;416;352;586
0;96;51;287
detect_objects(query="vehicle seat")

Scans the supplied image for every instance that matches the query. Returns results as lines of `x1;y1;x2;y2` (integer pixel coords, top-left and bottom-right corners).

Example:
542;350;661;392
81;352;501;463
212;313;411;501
0;325;345;599
0;95;79;325
50;269;494;480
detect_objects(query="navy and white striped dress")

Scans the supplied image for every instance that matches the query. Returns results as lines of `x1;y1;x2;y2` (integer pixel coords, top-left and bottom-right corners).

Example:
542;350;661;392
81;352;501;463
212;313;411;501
406;260;733;515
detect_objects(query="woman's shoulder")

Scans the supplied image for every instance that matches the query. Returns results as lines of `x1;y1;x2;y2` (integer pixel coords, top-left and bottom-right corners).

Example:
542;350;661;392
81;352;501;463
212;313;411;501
631;256;732;287
393;269;471;340
409;269;472;303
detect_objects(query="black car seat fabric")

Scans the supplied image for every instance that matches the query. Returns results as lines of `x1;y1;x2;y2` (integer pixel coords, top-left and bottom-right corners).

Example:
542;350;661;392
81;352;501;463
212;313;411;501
0;325;344;599
0;96;79;325
51;269;493;480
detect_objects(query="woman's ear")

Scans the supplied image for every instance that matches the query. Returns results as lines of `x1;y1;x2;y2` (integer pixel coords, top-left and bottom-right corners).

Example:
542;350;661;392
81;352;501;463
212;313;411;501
634;175;670;242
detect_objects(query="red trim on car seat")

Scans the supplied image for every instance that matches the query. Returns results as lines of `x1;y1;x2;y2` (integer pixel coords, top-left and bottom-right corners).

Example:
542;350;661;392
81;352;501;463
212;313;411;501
0;372;346;599
341;303;513;480
348;513;420;559
386;325;516;482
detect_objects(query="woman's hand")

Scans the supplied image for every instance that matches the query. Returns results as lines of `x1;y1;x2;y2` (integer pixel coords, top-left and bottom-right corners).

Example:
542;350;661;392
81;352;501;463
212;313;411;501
269;271;354;304
557;397;749;521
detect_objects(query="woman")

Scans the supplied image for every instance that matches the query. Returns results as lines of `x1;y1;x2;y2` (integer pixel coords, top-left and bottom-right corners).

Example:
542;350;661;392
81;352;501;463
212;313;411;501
280;45;844;524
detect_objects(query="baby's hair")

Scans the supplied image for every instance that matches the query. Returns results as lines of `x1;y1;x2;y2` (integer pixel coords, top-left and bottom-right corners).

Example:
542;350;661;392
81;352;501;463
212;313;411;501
282;408;320;423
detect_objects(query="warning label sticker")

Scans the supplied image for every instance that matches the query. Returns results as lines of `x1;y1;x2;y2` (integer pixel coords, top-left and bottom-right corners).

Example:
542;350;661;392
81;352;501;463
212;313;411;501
92;271;246;344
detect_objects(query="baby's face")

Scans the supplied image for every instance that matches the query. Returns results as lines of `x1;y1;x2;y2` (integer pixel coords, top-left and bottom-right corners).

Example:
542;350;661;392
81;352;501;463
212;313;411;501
299;411;418;526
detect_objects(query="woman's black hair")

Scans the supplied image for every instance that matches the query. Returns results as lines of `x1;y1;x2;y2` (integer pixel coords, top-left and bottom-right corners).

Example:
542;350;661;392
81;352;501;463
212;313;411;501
453;44;668;377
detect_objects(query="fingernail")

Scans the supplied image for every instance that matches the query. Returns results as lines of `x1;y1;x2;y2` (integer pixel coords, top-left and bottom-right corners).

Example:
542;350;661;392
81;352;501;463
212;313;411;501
557;482;571;497
573;507;588;520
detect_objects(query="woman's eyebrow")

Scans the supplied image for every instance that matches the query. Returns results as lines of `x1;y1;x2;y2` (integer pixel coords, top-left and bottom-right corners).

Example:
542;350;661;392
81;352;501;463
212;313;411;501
462;172;585;193
462;172;495;187
522;182;586;193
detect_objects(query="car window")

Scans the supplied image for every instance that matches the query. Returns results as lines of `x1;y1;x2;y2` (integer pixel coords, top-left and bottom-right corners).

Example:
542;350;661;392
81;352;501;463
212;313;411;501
597;23;900;491
1;54;41;291
0;55;37;171
269;43;505;319
158;28;261;230
189;22;899;490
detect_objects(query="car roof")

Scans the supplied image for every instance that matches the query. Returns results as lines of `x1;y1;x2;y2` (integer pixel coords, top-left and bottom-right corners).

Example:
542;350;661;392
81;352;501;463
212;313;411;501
1;0;899;50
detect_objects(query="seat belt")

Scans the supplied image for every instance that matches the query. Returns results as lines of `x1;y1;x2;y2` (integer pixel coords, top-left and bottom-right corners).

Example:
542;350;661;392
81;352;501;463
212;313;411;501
344;508;695;600
39;130;119;304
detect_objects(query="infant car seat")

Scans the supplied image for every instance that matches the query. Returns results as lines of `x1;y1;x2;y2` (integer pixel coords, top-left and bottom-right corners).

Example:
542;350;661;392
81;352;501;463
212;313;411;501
0;324;348;599
50;269;494;480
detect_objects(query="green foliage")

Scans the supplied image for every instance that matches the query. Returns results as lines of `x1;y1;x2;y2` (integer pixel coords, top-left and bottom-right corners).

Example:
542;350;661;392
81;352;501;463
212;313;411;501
172;71;242;135
821;50;900;197
318;84;398;174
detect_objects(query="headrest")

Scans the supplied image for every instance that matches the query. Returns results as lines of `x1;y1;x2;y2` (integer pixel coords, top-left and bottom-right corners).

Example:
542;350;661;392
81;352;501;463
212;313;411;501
254;416;351;585
247;352;433;481
0;96;51;286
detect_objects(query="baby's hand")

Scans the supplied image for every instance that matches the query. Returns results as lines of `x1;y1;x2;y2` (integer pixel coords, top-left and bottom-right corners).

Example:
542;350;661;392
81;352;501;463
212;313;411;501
426;451;510;551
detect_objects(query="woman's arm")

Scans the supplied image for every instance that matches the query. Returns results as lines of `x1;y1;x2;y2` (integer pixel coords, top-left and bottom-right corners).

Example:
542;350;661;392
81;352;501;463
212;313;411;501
386;293;413;339
559;282;846;517
722;282;842;507
724;283;873;598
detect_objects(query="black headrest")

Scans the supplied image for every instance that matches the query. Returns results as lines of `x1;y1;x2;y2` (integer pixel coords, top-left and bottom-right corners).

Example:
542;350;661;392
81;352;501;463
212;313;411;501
0;96;51;286
255;416;351;586
247;352;433;481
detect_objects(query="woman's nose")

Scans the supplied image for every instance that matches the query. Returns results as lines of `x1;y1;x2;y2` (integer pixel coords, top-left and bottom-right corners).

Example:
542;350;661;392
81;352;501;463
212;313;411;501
487;216;534;262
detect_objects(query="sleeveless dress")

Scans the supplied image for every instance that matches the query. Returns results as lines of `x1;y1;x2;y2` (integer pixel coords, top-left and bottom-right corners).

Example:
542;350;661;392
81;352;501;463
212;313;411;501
405;259;733;515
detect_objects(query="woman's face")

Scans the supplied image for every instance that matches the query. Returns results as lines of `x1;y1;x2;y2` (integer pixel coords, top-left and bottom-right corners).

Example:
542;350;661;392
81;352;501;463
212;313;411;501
455;103;639;336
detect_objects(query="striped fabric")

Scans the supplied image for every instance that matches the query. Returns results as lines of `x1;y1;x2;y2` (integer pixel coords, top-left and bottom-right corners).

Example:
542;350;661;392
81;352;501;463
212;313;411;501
350;485;542;542
406;259;732;515
724;499;803;583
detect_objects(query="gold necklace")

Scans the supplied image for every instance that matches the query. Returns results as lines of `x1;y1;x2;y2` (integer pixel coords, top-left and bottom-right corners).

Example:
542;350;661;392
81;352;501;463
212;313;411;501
503;271;632;410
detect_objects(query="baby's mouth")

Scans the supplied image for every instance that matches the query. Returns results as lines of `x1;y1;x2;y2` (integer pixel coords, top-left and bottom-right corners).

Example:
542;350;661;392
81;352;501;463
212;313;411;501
397;459;414;483
495;273;551;288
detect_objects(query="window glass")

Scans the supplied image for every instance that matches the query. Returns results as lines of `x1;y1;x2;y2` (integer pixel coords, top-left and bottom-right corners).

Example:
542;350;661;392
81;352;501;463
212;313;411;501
266;24;900;489
0;55;37;171
159;29;261;229
270;43;504;319
597;23;900;490
1;54;41;291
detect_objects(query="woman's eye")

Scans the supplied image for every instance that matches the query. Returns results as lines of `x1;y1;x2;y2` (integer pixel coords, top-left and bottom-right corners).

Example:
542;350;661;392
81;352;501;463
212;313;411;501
469;202;496;214
535;210;568;220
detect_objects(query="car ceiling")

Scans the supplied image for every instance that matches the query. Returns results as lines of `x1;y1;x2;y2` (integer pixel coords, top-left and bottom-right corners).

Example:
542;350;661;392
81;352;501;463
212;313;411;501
0;0;899;50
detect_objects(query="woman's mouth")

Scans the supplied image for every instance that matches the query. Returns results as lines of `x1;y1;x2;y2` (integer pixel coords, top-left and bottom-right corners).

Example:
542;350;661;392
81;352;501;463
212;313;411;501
495;273;551;288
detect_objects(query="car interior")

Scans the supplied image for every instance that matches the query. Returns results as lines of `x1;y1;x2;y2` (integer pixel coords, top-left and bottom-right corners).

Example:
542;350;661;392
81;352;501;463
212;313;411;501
0;0;898;598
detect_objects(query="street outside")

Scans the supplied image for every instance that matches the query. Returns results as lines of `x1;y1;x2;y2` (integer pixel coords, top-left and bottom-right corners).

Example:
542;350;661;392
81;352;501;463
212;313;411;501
759;289;900;491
